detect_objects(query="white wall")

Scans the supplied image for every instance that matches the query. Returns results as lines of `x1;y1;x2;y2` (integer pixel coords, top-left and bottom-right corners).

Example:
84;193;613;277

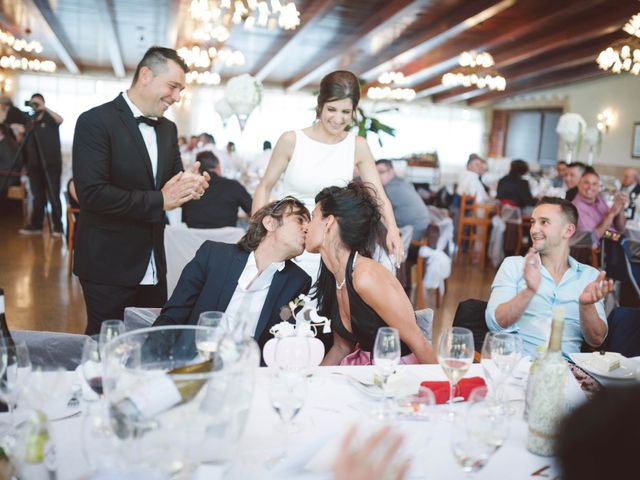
492;74;640;168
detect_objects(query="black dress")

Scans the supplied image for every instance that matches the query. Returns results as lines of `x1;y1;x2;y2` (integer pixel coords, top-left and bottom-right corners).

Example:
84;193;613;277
332;250;412;356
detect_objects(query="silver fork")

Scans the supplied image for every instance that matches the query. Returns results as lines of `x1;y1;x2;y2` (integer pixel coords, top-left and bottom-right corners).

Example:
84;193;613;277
67;382;81;408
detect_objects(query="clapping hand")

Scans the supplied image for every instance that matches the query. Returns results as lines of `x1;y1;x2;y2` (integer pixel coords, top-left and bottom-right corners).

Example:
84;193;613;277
523;249;541;293
579;271;614;305
610;193;628;216
333;425;409;480
161;161;211;211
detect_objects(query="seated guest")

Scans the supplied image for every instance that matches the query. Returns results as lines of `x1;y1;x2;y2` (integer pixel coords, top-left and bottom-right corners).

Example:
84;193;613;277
182;151;252;229
307;182;436;365
456;154;489;203
620;167;640;196
154;197;311;353
375;159;430;242
572;171;626;241
552;160;568;188
564;162;587;201
496;159;536;209
486;197;610;357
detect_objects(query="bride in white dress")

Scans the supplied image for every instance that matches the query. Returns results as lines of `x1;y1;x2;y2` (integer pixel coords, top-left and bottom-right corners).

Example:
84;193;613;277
252;70;403;280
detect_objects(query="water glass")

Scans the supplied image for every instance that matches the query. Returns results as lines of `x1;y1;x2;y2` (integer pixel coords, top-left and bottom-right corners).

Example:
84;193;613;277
438;327;474;419
269;370;307;433
195;311;226;360
373;327;401;418
99;320;125;353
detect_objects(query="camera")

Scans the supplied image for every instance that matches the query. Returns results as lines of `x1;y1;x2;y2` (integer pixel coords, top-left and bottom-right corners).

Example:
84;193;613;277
24;100;34;108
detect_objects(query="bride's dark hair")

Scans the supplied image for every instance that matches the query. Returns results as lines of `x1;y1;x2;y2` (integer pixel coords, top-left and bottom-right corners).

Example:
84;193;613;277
315;70;360;122
311;181;385;318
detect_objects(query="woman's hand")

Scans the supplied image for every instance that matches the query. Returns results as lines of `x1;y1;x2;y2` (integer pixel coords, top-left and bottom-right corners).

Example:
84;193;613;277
386;225;404;268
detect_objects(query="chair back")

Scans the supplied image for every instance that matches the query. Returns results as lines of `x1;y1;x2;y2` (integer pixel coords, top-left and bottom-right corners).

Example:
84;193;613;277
569;230;597;266
601;233;640;299
459;194;477;219
415;308;434;342
124;307;161;331
600;307;640;357
164;225;245;297
12;330;89;370
452;299;489;354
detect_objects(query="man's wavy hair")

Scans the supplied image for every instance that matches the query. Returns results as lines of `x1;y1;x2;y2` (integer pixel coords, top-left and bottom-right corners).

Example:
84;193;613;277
237;196;310;252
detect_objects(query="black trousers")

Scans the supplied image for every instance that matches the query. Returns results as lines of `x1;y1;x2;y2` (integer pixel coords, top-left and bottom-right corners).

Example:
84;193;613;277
28;160;62;231
80;278;167;335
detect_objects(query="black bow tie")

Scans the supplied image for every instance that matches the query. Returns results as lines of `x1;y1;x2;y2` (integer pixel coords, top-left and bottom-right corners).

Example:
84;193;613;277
135;116;159;128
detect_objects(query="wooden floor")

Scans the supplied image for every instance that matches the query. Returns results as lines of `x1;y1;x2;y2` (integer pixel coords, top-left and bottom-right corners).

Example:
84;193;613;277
0;205;496;343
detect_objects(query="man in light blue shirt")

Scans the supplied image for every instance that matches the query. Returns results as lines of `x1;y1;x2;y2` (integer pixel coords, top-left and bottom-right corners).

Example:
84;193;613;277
486;197;612;357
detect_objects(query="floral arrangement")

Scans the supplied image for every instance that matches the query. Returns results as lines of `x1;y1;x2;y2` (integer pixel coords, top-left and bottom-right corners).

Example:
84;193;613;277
272;294;331;338
225;73;263;116
556;113;586;162
214;98;234;125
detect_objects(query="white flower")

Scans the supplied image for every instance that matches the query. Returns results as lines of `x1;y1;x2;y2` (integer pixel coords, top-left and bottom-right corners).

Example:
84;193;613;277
225;74;263;116
556;113;586;144
214;98;234;121
584;126;602;148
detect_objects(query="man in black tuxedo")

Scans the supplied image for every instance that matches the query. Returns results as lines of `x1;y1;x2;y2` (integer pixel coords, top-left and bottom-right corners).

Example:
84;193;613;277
153;197;312;353
72;47;209;335
182;150;252;228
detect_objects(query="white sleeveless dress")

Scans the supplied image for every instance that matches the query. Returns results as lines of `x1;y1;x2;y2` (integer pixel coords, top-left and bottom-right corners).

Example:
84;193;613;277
282;129;357;280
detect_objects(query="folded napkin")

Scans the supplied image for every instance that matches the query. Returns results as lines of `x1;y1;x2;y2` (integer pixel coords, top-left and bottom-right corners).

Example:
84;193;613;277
419;377;486;404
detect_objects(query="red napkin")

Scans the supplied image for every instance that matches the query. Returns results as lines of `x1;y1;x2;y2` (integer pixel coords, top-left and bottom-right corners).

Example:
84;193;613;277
419;377;486;404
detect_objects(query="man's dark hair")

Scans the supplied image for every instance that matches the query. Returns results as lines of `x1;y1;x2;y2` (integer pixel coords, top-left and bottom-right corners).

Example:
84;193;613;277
467;153;481;165
557;160;567;166
31;93;44;103
200;133;215;144
237;197;309;252
263;140;272;150
509;159;529;177
567;162;586;174
132;47;189;85
535;196;579;227
375;159;393;169
195;151;219;174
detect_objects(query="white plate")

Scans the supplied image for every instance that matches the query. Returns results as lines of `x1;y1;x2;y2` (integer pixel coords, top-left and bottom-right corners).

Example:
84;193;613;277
569;353;638;380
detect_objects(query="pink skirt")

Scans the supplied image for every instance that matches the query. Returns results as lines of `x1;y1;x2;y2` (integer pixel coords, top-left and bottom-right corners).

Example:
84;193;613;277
340;348;418;366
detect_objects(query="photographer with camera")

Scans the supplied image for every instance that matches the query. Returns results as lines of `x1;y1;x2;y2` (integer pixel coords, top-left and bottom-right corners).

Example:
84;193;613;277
19;93;64;236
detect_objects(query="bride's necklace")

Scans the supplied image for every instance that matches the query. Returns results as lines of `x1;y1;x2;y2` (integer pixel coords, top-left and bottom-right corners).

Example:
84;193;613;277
335;252;357;290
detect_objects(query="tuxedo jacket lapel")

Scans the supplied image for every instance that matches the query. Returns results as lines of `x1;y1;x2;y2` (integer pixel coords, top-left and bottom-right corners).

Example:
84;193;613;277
114;94;155;186
254;269;288;341
218;250;249;310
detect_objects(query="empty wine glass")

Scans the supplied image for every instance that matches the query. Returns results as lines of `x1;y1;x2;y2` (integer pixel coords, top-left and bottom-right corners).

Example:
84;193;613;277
99;320;125;353
373;327;401;417
0;341;32;433
438;327;474;420
195;311;226;360
481;332;523;415
269;370;308;433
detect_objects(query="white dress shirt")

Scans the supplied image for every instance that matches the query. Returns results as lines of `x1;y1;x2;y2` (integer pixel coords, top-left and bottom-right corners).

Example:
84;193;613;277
456;169;488;203
122;91;159;285
225;252;285;336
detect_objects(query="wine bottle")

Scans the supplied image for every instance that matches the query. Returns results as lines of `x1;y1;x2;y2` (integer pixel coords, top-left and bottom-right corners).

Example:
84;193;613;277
110;358;214;439
523;345;545;421
526;307;568;456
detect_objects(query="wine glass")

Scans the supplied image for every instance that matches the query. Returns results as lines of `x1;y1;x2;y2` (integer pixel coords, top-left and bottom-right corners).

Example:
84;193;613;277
480;333;523;415
99;320;125;353
82;335;104;399
438;327;474;420
373;327;401;417
195;311;226;360
269;370;308;433
0;341;32;433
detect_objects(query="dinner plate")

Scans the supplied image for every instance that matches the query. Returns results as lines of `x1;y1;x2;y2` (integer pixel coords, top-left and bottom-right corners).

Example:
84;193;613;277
569;353;638;380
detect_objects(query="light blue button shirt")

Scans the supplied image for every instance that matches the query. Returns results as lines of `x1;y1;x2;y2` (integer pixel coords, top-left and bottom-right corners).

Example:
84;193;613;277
485;255;607;358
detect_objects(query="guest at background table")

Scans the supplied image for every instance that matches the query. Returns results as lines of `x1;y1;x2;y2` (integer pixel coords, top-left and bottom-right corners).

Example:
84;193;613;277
572;171;626;241
620;168;640;196
154;197;311;357
182;150;252;229
496;159;537;210
455;154;489;204
552;160;568;188
307;181;436;365
72;47;209;335
564;162;589;202
252;70;403;279
486;197;610;357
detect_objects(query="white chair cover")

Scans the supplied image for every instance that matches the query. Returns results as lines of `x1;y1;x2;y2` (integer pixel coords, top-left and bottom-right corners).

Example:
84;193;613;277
427;206;454;251
13;330;89;370
418;245;451;293
415;308;434;342
123;307;161;331
489;214;506;267
164;225;245;297
372;225;413;272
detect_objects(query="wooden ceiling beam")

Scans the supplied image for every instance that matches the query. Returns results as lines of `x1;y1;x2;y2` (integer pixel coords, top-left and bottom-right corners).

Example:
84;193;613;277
401;0;609;88
284;0;428;92
432;32;623;104
468;63;605;106
24;0;81;74
253;0;340;82
94;0;125;78
358;0;516;83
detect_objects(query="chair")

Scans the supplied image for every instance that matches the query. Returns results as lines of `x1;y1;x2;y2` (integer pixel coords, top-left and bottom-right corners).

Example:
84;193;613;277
164;225;245;297
455;195;493;268
124;306;161;331
600;307;640;357
600;231;640;306
570;230;599;267
452;299;489;361
12;330;89;370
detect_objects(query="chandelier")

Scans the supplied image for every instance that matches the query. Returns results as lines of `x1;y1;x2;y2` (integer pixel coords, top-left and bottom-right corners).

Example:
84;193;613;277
188;0;300;42
441;51;506;91
596;13;640;76
0;27;56;73
178;45;245;85
367;71;416;101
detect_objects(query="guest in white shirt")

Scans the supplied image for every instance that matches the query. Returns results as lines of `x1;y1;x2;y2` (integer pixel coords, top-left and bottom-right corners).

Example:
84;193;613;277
621;168;640;196
153;196;312;359
456;154;489;204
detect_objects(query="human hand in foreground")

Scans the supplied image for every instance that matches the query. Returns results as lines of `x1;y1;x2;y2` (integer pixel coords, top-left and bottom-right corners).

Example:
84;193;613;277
579;271;614;305
333;425;409;480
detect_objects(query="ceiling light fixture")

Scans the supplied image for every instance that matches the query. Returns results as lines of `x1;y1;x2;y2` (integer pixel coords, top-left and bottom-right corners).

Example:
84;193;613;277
367;71;416;101
597;12;640;75
0;27;55;73
178;45;245;85
441;51;506;91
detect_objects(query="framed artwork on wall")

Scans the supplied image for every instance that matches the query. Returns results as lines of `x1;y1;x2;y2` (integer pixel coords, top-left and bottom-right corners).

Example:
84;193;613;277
633;123;640;158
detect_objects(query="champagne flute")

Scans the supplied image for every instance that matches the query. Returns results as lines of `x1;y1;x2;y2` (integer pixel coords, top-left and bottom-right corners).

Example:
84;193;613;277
373;327;401;418
195;311;225;360
438;327;474;420
99;320;125;353
0;341;32;433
